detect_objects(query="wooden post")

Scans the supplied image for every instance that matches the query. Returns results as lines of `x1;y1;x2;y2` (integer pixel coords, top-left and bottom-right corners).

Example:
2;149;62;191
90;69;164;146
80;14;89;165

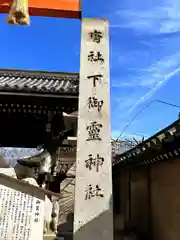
73;19;114;240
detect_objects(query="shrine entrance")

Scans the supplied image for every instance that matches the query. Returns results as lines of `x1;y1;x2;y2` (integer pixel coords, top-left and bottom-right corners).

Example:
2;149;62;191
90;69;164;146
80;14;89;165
0;1;113;240
0;69;78;147
0;69;79;190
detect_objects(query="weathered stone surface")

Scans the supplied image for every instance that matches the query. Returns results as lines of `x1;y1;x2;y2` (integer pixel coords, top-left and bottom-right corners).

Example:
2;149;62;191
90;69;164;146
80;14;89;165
45;196;53;223
74;19;113;240
14;163;34;179
0;167;17;178
43;234;56;240
43;201;59;237
22;178;53;225
23;177;38;186
0;161;9;168
0;174;45;239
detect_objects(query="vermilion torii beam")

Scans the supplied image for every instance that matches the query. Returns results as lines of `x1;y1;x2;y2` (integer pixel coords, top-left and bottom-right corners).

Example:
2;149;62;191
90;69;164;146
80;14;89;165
0;0;81;19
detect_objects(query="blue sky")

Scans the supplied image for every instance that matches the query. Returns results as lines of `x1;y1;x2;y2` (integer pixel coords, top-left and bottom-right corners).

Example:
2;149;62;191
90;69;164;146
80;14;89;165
0;0;180;142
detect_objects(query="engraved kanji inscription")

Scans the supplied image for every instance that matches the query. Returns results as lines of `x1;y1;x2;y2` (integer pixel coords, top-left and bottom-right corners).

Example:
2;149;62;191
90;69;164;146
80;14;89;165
85;184;104;200
88;97;104;112
85;154;104;172
87;74;103;87
88;51;104;64
86;121;103;141
89;29;103;43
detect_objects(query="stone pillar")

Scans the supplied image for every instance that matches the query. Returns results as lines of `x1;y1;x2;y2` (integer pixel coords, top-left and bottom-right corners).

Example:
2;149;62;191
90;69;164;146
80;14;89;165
73;18;113;240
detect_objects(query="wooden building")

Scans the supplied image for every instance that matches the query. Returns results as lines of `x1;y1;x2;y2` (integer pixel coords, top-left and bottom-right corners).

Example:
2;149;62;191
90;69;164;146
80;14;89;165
0;68;79;193
0;2;114;240
113;119;180;240
0;3;113;236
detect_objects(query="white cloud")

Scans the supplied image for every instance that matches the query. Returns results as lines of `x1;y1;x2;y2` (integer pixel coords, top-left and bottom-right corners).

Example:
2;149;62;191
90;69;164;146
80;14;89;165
127;53;180;113
112;51;180;116
111;0;180;34
112;81;137;88
110;0;180;135
115;96;139;110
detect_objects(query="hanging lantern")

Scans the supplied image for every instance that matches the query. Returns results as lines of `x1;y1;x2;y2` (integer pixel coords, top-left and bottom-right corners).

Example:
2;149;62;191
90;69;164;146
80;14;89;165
6;0;30;25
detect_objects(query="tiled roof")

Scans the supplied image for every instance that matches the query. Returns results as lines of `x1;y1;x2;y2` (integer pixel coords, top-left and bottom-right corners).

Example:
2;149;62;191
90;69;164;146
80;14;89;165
0;69;79;95
113;119;180;168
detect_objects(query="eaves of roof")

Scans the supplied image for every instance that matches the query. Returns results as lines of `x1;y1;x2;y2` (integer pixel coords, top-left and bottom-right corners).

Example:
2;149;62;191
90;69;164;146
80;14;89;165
113;119;180;168
0;68;79;96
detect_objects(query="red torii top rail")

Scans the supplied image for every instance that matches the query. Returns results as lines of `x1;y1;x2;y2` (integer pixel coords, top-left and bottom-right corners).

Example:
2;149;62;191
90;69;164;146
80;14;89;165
0;0;81;19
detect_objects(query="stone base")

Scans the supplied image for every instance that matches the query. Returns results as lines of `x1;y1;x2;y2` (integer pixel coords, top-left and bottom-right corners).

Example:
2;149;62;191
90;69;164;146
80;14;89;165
56;231;73;240
43;236;66;240
43;234;56;240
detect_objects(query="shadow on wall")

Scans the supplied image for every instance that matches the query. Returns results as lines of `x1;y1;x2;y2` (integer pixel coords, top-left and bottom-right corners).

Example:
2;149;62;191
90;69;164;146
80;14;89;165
73;208;113;240
57;195;113;240
57;212;74;232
